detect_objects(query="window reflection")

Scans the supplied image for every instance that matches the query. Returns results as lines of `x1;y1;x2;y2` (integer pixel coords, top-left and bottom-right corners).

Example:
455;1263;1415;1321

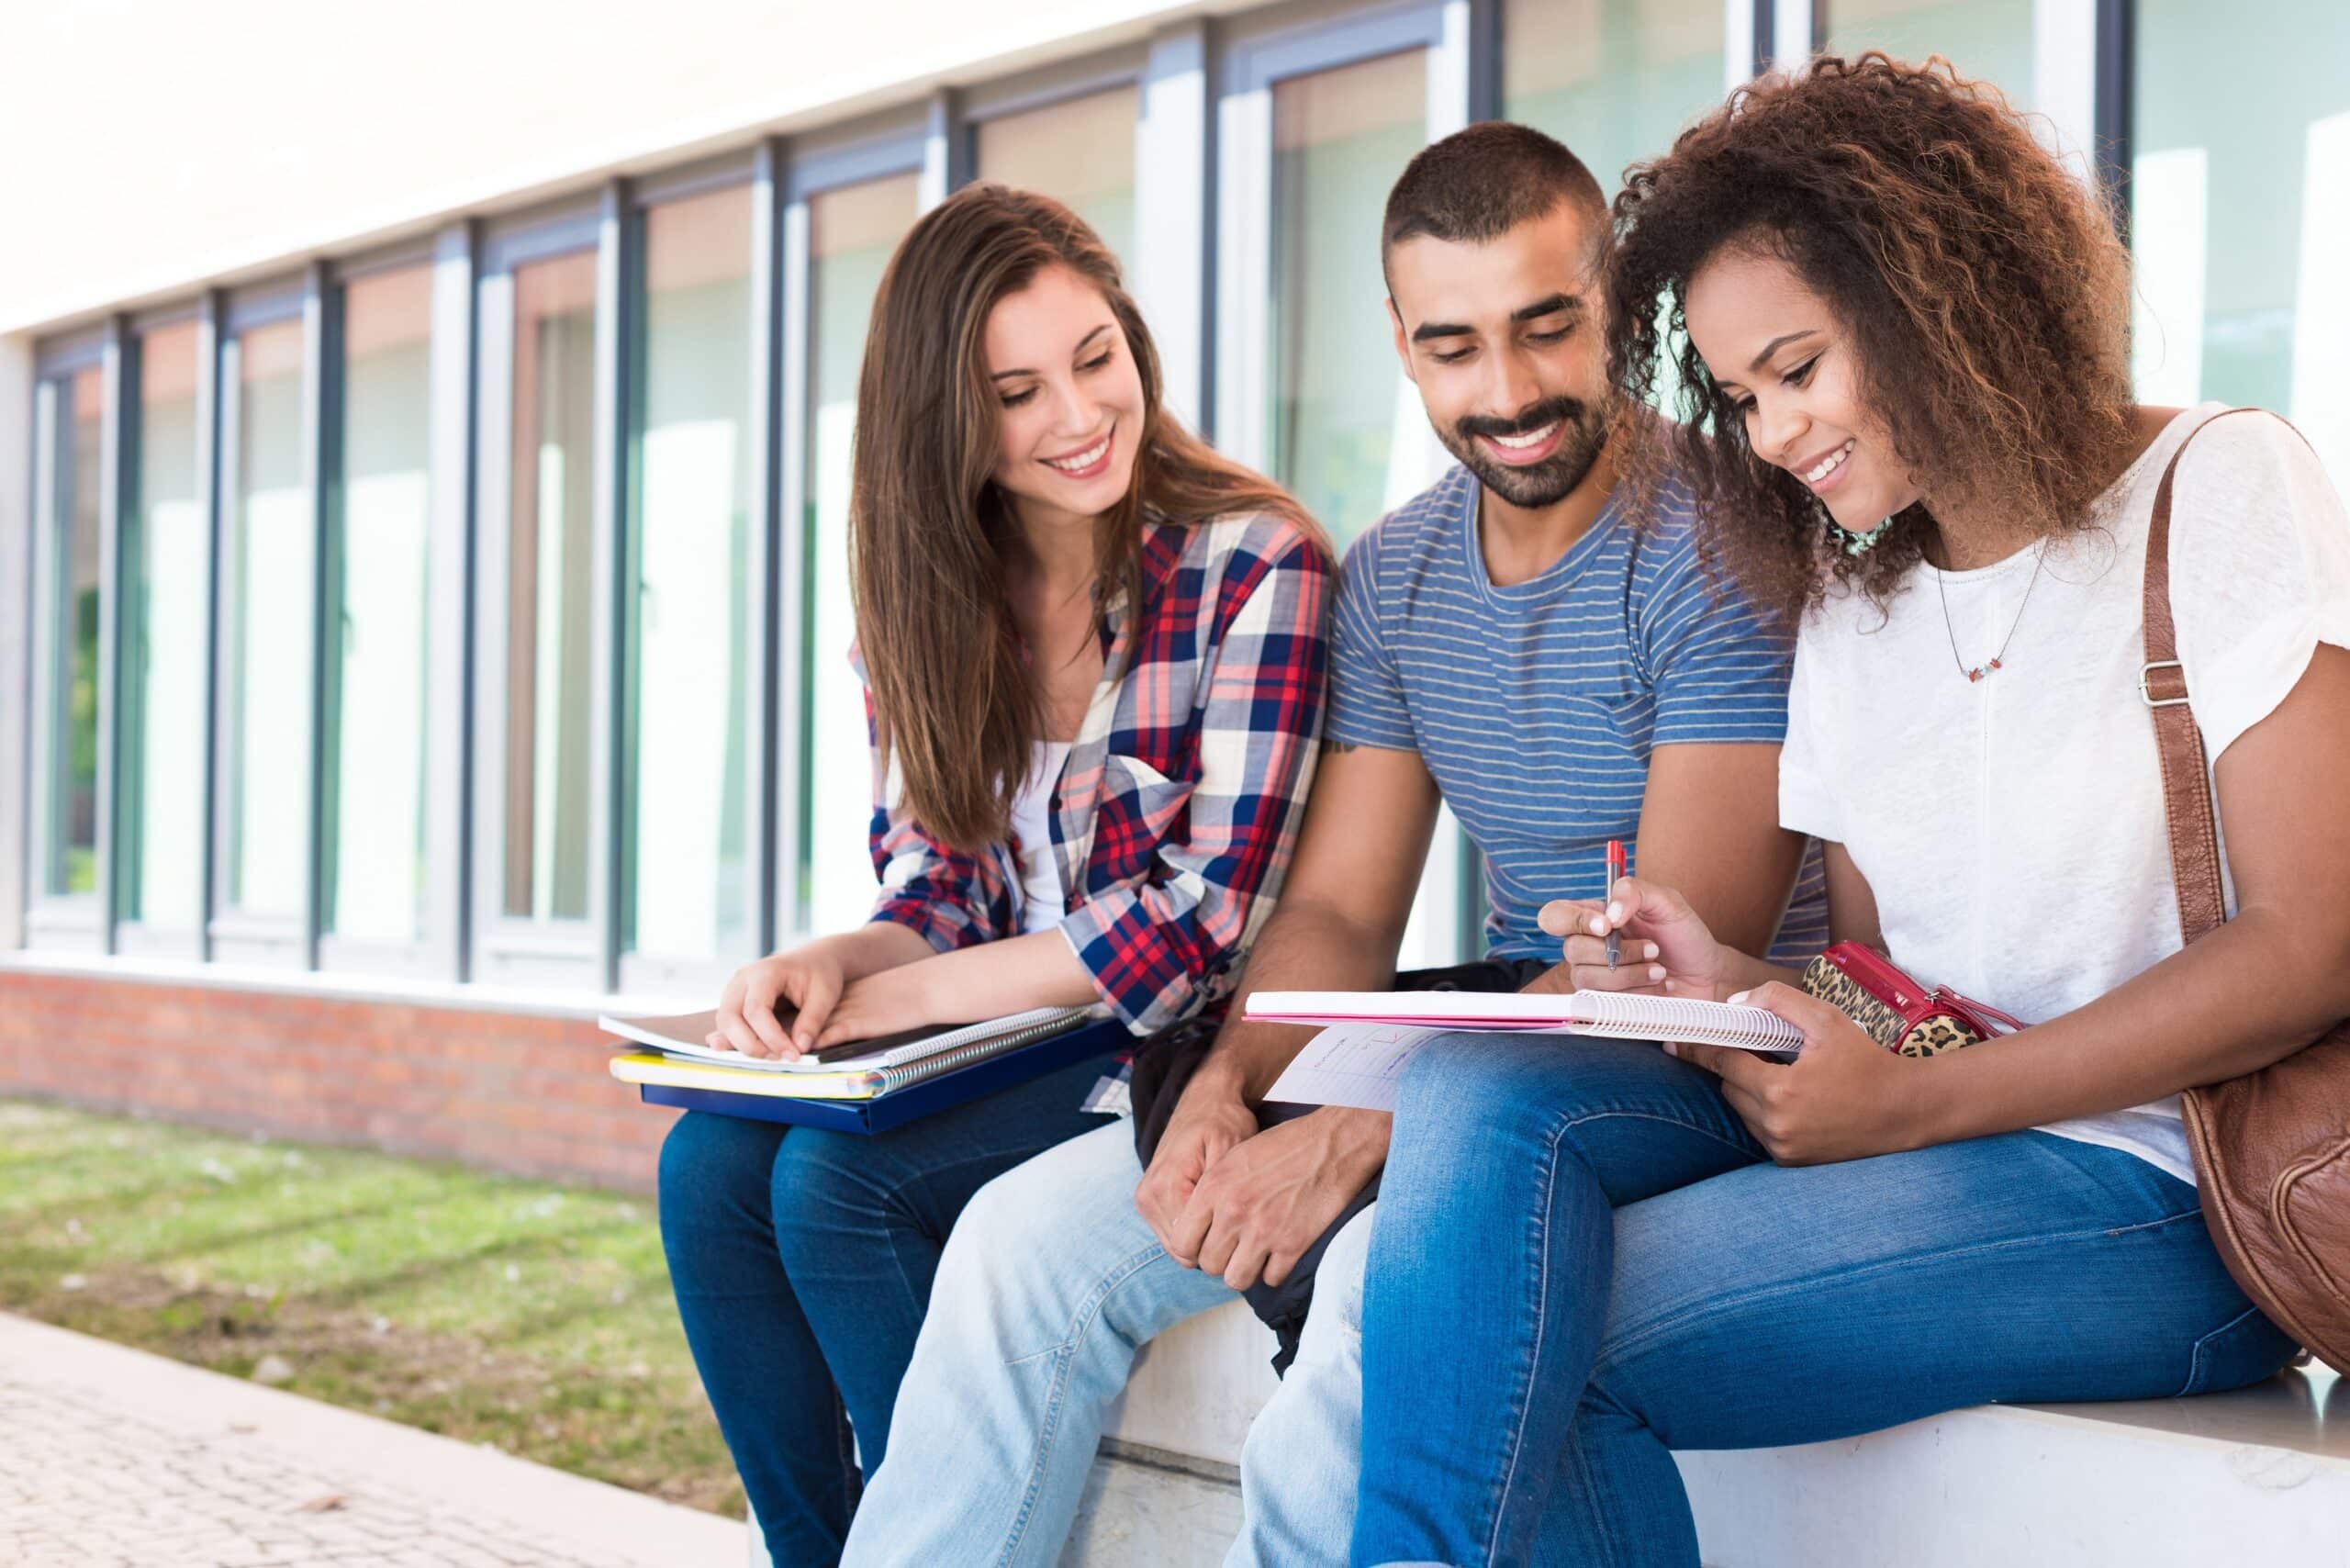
2132;0;2350;485
503;251;599;924
1817;0;2036;108
974;86;1140;264
1504;0;1722;195
1270;50;1429;544
630;186;755;962
222;317;310;920
120;320;206;929
40;368;105;899
802;173;920;938
1504;0;1724;421
329;265;434;945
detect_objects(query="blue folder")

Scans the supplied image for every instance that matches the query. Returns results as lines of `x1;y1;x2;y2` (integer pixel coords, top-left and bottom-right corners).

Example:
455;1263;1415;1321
632;1017;1129;1135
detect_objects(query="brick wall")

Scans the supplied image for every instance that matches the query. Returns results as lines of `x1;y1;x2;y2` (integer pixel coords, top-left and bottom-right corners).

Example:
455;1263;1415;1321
0;973;675;1192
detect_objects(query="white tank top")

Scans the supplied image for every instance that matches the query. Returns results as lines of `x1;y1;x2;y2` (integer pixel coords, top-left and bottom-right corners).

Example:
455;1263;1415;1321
1009;741;1073;934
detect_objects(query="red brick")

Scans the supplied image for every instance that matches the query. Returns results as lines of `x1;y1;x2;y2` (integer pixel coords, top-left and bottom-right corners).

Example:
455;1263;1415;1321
0;976;666;1193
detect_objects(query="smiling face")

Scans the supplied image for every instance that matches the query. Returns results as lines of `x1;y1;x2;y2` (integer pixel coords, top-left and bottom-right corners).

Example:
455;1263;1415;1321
984;263;1147;526
1385;202;1614;510
1684;245;1923;532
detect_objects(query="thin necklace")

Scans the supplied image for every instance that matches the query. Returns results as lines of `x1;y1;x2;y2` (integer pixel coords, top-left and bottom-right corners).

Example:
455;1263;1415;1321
1936;544;2048;683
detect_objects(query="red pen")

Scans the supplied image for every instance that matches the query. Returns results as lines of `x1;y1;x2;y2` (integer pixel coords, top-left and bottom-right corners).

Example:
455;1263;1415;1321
1605;840;1628;970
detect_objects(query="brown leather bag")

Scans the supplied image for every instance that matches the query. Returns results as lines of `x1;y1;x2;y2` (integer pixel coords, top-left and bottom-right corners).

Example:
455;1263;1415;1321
2142;407;2350;1372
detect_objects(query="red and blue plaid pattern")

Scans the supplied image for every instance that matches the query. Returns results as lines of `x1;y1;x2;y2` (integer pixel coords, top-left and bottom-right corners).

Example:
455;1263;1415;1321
865;511;1331;1034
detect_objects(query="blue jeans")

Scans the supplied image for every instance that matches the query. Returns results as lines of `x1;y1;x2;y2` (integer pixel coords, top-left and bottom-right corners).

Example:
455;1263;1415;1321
1350;1035;2300;1568
842;1119;1372;1566
655;1054;1117;1566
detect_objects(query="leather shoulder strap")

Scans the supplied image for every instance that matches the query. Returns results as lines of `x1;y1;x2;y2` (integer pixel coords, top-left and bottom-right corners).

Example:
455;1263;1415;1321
2142;407;2307;946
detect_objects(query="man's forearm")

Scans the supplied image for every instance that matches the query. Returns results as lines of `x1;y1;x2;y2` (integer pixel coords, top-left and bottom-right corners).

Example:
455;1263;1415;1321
1181;892;1403;1205
1198;897;1405;1104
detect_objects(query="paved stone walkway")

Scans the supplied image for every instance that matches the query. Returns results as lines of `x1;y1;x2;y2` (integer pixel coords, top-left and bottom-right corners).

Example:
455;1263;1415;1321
0;1313;744;1568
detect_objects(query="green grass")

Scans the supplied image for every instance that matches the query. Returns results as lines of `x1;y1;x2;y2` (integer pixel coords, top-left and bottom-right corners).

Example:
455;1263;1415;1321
0;1098;742;1518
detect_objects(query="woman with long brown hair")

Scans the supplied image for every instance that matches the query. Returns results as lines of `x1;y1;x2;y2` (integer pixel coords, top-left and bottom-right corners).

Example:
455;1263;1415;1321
657;185;1331;1563
1347;56;2348;1565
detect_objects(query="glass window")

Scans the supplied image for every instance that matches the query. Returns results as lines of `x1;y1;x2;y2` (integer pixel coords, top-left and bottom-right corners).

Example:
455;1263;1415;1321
802;173;920;938
1504;0;1724;196
1270;50;1428;544
1818;0;2036;108
1504;0;1727;422
2132;0;2350;484
220;317;311;921
503;251;600;925
627;186;755;963
118;320;206;930
974;85;1141;264
37;367;105;900
326;265;434;946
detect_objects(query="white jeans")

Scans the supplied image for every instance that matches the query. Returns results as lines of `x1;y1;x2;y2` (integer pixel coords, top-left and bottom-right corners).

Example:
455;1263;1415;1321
839;1119;1371;1567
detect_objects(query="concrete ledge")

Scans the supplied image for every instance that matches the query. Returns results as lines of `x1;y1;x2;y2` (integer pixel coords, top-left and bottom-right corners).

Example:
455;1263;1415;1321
1678;1364;2349;1568
1061;1360;2348;1567
1065;1445;1245;1568
1103;1299;1281;1461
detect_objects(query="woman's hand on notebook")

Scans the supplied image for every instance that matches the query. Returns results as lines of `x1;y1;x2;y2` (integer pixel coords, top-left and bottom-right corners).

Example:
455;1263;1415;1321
1534;877;1729;1002
1669;982;1930;1165
711;948;846;1060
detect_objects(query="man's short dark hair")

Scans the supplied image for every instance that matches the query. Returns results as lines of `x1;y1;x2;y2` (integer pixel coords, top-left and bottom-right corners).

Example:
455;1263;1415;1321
1381;121;1609;286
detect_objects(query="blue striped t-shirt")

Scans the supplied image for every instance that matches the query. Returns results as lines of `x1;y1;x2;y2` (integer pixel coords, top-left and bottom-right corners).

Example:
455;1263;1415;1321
1330;464;1830;963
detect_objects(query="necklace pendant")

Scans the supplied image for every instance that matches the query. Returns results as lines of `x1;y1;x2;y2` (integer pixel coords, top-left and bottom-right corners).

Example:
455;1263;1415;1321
1938;540;2047;689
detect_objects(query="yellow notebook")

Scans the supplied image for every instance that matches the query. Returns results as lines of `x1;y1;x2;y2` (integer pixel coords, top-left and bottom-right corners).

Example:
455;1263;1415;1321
610;1051;891;1100
607;1004;1097;1102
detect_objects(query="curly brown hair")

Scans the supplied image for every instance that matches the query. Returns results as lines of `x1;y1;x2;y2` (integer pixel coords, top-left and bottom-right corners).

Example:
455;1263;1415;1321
1605;53;2140;621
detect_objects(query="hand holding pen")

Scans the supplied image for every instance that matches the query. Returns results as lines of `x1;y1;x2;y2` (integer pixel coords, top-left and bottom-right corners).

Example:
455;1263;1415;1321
1536;862;1730;1002
1605;839;1628;970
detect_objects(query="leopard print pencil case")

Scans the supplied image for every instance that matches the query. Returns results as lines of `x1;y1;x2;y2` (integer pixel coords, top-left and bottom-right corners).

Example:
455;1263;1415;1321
1799;941;2027;1058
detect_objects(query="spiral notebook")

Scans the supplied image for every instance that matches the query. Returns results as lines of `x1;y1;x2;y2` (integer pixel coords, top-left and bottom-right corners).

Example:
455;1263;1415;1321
605;1005;1102;1101
1256;991;1804;1114
598;1005;1096;1075
1244;990;1806;1053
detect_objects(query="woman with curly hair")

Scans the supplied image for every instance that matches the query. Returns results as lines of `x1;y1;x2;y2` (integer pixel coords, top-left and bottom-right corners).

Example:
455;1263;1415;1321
1348;55;2350;1566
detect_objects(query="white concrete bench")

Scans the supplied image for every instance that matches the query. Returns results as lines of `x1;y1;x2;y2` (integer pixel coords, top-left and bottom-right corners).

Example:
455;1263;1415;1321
1058;1302;2350;1567
748;1299;2349;1564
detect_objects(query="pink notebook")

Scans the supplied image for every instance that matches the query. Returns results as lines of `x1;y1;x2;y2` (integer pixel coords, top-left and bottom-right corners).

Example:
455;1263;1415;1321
1243;989;1805;1053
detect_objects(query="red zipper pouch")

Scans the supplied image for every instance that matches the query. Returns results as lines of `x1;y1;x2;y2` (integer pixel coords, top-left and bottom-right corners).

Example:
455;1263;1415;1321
1800;941;2027;1058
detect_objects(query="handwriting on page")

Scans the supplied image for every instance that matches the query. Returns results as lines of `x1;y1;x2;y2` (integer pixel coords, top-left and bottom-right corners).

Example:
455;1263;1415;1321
1264;1025;1452;1112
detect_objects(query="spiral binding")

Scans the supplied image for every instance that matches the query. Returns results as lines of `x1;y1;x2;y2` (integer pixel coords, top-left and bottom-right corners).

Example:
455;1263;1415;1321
1574;991;1806;1052
860;1012;1094;1095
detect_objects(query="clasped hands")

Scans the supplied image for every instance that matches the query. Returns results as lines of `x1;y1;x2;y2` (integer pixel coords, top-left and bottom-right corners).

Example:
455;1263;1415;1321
1135;1082;1386;1292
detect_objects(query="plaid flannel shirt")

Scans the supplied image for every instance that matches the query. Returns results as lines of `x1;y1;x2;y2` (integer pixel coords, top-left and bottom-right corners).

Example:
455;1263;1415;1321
863;510;1331;1035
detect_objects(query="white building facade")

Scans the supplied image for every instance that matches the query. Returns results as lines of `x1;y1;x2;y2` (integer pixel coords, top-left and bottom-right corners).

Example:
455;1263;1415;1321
5;0;2345;1018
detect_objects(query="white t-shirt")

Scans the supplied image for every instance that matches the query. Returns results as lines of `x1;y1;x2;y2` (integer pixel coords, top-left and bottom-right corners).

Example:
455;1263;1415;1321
1009;741;1074;934
1780;405;2350;1184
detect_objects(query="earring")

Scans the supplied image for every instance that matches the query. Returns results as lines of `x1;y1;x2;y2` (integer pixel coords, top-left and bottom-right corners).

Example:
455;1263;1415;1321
1829;515;1895;557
